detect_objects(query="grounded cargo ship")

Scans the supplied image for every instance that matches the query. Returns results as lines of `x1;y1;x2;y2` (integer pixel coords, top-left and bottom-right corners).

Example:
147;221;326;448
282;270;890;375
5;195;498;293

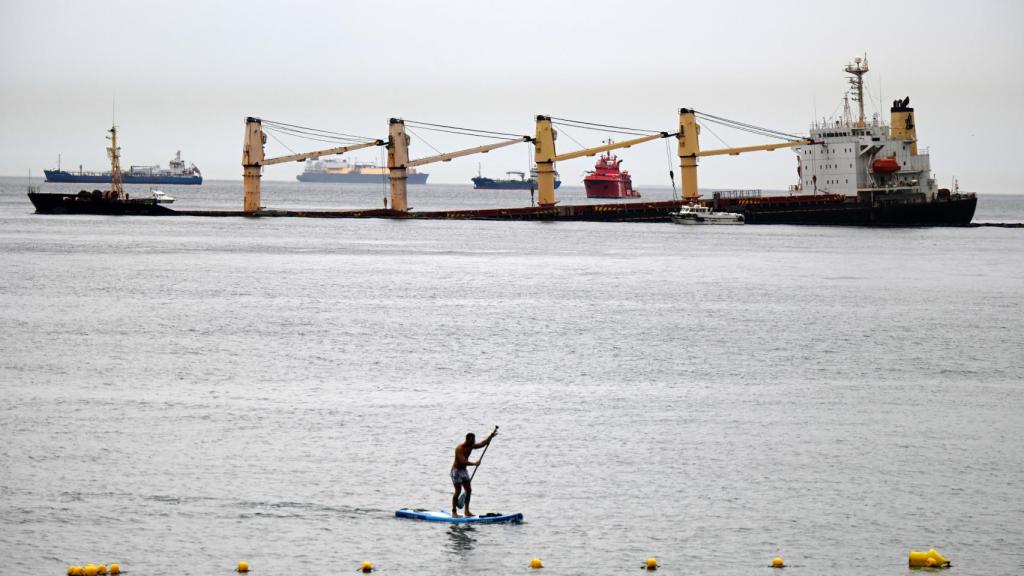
29;125;174;215
28;188;174;215
472;169;561;190
584;147;640;198
714;57;976;226
45;150;202;185
297;157;428;184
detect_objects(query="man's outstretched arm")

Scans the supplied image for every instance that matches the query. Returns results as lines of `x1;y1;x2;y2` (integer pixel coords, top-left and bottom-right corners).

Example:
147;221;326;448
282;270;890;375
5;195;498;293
473;428;498;449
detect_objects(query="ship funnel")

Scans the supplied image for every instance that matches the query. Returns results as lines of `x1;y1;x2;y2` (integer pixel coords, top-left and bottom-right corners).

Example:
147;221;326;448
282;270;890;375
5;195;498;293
890;96;918;155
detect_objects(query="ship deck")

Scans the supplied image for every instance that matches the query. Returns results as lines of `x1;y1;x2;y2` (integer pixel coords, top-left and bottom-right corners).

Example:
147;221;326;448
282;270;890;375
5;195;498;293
172;200;686;222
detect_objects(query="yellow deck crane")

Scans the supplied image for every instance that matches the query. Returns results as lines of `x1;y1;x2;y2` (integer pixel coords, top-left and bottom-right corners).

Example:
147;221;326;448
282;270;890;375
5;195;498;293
533;116;671;207
677;109;812;200
386;119;531;212
242;117;384;214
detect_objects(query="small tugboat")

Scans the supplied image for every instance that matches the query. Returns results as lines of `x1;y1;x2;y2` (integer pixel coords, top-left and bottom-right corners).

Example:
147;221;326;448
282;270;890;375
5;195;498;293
670;204;744;225
583;143;640;198
151;189;175;203
28;125;175;215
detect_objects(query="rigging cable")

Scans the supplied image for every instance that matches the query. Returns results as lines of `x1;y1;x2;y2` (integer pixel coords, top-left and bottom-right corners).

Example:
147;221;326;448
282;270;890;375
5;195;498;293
692;111;805;141
405;126;443;155
264;130;297;156
262;124;372;146
550;122;653;138
400;124;527;140
260;118;376;142
547;116;662;134
553;124;590;151
697;121;732;149
694;116;800;142
663;138;678;201
403;119;528;140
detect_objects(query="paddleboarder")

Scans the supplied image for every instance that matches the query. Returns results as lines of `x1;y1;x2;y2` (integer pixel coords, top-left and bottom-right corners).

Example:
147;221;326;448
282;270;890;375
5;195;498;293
451;428;497;517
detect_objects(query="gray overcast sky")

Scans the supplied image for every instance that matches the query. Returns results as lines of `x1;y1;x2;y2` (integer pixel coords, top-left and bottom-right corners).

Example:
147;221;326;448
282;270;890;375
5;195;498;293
1;0;1021;191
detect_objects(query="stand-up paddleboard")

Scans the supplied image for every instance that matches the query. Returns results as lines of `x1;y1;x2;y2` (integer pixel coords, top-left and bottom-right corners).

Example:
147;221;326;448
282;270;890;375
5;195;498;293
395;508;523;524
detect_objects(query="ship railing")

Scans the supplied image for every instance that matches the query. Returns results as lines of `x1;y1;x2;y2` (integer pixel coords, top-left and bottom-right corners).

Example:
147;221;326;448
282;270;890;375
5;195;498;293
713;189;762;199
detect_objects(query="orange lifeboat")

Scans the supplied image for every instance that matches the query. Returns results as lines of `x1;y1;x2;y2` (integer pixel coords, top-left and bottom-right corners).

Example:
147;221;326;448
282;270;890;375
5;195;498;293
872;156;900;174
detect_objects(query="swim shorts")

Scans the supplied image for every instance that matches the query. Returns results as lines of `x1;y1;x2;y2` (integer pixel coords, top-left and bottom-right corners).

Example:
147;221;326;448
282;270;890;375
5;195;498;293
450;468;471;485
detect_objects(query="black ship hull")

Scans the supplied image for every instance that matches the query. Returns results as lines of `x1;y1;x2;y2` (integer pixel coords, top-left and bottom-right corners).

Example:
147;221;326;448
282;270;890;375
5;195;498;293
28;191;175;216
718;195;977;226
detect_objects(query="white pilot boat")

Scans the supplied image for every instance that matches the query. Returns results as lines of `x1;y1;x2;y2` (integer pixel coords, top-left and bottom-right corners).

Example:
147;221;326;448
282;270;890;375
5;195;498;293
150;189;175;203
670;204;744;225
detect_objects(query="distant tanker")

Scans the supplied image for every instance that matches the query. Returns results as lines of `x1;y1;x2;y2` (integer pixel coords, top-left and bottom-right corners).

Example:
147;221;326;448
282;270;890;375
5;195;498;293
45;150;202;185
297;157;428;184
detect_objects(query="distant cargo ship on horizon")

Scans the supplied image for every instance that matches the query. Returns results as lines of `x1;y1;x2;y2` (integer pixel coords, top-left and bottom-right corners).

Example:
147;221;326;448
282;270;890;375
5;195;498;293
472;167;560;190
45;150;202;185
297;157;429;184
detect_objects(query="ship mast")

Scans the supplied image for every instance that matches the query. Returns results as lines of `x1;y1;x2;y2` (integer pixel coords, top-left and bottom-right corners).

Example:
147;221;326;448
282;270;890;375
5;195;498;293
844;55;869;127
107;125;124;198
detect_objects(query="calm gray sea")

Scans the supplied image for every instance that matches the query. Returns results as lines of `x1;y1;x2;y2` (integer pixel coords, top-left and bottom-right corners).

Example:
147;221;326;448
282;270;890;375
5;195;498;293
1;177;1022;575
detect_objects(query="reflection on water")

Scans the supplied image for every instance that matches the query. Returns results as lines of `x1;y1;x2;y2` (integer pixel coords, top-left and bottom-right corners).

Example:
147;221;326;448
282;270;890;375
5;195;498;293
446;524;477;556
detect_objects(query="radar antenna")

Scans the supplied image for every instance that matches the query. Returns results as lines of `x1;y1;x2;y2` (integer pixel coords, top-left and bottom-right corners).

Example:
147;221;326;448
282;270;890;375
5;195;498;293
844;55;869;127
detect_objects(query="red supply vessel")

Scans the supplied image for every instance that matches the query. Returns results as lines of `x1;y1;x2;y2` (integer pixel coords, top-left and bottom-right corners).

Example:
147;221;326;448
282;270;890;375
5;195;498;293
584;145;640;198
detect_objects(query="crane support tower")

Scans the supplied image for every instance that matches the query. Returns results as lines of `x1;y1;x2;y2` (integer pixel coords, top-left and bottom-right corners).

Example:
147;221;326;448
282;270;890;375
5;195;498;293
387;118;529;212
242;117;383;214
533;116;669;207
676;109;812;200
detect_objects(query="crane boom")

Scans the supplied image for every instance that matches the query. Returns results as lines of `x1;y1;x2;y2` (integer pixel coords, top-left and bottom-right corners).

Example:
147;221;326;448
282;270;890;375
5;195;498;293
534;114;672;206
678;108;813;200
261;139;384;166
552;132;671;162
405;136;530;168
243;116;386;213
695;140;810;158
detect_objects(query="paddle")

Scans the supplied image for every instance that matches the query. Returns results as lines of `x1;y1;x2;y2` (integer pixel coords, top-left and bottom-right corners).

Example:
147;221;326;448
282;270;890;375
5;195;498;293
457;425;498;510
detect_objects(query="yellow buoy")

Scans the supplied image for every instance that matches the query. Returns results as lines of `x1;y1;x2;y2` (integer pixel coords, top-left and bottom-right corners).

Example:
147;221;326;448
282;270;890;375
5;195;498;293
928;548;950;566
67;566;80;576
645;557;658;570
530;557;543;569
109;563;121;574
772;556;785;568
97;564;108;575
909;549;950;568
236;561;250;573
359;561;374;573
908;551;928;567
83;564;99;576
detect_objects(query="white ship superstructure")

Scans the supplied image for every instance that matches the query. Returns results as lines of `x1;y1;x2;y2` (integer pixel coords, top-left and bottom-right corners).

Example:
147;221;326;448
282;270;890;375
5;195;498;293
793;56;938;202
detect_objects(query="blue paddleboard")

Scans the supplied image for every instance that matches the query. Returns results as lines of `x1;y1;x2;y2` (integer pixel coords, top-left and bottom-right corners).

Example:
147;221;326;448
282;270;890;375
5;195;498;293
395;508;523;524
